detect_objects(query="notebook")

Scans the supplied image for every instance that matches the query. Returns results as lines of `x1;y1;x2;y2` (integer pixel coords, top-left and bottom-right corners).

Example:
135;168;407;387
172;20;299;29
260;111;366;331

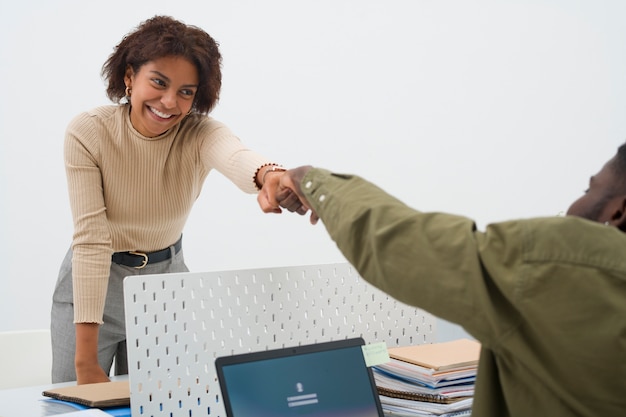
215;337;384;417
388;338;480;372
42;380;130;407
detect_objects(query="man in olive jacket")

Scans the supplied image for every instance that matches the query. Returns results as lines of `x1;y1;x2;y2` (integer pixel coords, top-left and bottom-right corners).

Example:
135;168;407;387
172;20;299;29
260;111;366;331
277;144;626;416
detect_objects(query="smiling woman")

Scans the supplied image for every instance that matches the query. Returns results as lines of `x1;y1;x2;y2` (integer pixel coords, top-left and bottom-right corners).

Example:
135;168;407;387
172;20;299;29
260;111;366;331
49;15;306;386
124;57;198;137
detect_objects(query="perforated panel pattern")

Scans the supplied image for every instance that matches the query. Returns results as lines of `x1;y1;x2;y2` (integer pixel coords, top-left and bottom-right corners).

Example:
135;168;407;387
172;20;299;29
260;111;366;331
123;262;436;416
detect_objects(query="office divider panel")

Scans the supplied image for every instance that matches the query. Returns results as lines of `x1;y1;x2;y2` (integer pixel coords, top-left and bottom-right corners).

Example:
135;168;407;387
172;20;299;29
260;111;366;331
123;262;436;416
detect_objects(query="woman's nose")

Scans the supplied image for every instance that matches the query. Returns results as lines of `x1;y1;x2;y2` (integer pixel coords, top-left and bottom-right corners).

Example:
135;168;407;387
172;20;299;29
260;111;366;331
161;89;177;109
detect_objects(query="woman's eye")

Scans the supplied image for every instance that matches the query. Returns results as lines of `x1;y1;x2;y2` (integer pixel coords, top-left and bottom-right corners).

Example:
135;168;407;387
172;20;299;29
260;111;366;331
152;78;166;87
181;89;195;97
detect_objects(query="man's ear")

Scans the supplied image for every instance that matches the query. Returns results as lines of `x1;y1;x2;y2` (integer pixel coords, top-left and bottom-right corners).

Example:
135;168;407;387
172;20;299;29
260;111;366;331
608;195;626;231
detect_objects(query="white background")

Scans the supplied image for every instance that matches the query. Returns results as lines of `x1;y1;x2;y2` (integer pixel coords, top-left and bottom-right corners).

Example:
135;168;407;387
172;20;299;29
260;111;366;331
1;0;626;341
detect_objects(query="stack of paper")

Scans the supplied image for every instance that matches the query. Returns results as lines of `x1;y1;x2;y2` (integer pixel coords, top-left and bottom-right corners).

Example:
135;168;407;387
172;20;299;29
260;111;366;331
373;338;480;416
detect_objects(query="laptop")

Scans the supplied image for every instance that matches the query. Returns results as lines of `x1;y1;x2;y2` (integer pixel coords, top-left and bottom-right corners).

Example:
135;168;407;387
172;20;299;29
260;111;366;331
215;337;384;417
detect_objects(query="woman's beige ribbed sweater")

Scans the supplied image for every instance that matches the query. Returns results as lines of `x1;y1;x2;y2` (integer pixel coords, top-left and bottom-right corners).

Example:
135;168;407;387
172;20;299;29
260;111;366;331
64;105;270;324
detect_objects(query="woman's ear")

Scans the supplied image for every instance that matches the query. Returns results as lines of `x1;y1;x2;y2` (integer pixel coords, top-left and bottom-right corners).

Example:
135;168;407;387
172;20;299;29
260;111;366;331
124;65;134;86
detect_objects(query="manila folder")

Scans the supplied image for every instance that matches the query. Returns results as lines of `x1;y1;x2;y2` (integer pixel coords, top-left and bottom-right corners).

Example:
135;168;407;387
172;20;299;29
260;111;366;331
388;338;481;371
43;380;130;408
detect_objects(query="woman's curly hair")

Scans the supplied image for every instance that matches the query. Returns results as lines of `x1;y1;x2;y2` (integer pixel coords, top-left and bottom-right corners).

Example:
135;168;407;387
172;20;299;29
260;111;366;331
102;15;222;114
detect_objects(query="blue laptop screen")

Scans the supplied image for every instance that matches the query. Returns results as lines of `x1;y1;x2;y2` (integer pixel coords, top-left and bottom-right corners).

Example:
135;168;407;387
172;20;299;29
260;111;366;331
217;342;381;417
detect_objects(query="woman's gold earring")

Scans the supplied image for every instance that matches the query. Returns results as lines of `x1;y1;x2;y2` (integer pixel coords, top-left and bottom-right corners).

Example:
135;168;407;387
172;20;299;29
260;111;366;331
125;86;132;98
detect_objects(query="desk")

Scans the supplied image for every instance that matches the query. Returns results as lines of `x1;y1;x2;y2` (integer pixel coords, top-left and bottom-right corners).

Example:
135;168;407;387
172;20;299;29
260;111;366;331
0;376;128;417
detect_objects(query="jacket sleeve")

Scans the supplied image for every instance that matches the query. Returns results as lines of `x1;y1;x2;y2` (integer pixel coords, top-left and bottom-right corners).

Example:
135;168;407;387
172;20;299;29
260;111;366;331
300;168;524;342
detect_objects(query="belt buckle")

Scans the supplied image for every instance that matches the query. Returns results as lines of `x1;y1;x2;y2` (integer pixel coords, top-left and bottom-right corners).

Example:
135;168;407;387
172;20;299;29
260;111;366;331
129;251;148;269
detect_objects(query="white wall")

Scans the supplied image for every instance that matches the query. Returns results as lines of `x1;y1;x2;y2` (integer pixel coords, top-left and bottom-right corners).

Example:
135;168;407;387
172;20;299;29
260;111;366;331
2;0;626;342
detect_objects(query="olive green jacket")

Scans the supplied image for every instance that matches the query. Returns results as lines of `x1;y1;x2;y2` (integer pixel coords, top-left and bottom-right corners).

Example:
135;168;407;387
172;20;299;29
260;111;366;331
302;168;626;417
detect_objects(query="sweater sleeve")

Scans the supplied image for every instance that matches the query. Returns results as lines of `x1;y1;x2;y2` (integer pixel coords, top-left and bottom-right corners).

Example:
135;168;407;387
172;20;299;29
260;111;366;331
196;118;272;193
64;112;113;324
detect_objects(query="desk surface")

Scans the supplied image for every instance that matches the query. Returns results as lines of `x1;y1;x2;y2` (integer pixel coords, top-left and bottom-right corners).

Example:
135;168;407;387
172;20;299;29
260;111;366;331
0;376;128;417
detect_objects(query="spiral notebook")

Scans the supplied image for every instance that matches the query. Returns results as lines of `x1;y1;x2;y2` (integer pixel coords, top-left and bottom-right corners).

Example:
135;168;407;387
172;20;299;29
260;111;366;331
215;338;384;417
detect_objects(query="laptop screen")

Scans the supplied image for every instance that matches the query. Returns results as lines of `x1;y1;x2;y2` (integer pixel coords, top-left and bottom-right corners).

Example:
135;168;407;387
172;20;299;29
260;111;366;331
215;338;383;417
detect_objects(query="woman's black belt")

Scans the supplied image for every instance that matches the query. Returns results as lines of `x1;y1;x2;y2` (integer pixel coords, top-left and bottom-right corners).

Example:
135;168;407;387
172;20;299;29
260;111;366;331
112;236;183;269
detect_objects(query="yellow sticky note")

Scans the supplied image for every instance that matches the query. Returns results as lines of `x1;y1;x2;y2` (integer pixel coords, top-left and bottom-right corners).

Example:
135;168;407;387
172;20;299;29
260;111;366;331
361;342;390;367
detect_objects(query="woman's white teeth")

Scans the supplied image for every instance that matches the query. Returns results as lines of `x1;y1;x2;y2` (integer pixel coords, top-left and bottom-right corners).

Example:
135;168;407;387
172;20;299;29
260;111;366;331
150;107;173;119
